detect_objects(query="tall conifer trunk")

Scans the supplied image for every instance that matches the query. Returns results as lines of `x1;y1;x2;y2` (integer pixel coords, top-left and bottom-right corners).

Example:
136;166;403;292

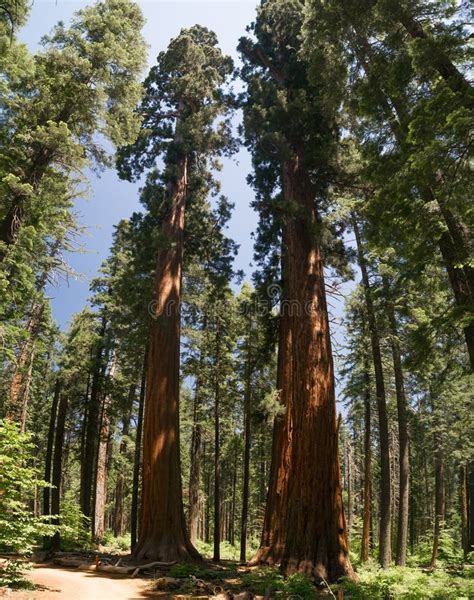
114;387;134;537
131;348;147;551
43;379;61;517
253;155;354;581
213;323;222;562
188;378;202;545
361;359;372;563
133;149;199;561
80;317;107;519
50;388;69;551
385;288;410;566
240;337;252;562
352;215;392;568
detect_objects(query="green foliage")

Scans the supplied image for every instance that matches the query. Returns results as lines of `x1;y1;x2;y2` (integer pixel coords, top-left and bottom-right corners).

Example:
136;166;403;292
58;491;91;551
339;564;474;600
0;560;33;590
241;568;318;599
0;420;56;586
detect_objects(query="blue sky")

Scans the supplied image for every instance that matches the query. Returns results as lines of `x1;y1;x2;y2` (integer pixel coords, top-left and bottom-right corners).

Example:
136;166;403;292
20;1;259;329
20;0;354;399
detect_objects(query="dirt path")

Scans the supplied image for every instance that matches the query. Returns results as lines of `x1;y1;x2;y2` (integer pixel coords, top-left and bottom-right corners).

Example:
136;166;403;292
10;564;158;600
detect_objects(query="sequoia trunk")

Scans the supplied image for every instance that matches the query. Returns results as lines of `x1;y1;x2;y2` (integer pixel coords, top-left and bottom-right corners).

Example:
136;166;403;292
253;155;354;582
133;151;199;562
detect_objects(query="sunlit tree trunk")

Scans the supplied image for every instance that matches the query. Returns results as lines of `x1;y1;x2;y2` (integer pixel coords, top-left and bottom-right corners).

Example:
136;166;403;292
253;155;354;582
361;358;372;563
131;348;147;551
133;143;199;561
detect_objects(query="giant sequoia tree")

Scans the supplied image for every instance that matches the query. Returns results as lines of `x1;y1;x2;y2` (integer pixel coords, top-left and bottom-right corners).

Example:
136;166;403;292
117;26;234;561
239;0;354;582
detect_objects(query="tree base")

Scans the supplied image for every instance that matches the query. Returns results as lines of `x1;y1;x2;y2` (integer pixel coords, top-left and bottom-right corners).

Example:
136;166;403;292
131;536;201;563
250;545;357;584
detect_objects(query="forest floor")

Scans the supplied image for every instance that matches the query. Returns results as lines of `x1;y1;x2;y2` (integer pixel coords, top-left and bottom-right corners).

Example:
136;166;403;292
9;564;156;599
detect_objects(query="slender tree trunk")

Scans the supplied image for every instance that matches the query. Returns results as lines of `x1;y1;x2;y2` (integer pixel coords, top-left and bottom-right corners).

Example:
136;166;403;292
80;317;107;519
43;379;61;517
384;286;410;566
133;144;199;561
93;393;111;542
361;359;372;563
230;452;237;546
50;388;69;551
131;350;147;551
213;324;221;562
352;215;392;568
188;372;202;545
240;340;252;562
114;386;134;537
468;463;474;553
253;155;354;582
344;434;353;532
93;352;116;541
430;448;445;567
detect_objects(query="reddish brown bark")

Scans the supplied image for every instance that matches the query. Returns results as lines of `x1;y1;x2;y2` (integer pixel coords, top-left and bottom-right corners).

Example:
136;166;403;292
252;156;354;582
133;151;199;562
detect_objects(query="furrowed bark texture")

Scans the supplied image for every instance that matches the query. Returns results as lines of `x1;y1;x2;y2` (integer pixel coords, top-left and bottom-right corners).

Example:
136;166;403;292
253;155;354;582
133;153;199;562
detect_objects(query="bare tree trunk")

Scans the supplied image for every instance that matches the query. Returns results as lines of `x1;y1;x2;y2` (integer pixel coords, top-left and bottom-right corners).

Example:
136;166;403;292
344;433;353;532
430;449;445;567
468;463;474;553
230;452;237;546
384;284;410;566
361;360;372;563
50;388;69;551
131;349;147;551
114;386;134;537
213;324;221;562
240;340;252;562
188;375;202;545
253;155;354;582
43;379;61;517
133;142;199;561
93;355;116;541
352;215;392;568
80;317;107;519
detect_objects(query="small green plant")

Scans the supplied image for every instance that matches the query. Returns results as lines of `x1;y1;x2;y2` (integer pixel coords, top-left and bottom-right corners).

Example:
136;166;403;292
0;420;57;588
58;491;91;551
